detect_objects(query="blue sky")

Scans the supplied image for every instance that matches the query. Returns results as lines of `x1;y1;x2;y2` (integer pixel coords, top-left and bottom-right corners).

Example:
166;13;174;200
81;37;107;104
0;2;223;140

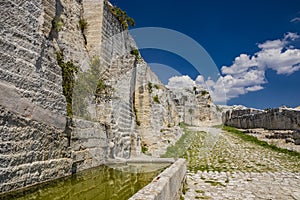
112;0;300;109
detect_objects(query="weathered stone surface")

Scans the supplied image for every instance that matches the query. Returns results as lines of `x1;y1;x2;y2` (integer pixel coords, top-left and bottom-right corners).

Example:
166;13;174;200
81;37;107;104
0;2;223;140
129;159;187;200
0;106;72;193
223;107;300;130
169;87;222;126
0;0;182;193
0;0;72;193
134;62;182;157
0;0;219;194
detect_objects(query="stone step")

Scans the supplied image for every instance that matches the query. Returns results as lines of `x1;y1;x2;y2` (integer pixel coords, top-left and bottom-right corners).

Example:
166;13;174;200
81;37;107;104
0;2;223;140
1;32;41;54
0;68;63;98
0;39;39;65
0;50;62;84
119;112;133;121
116;121;132;129
117;127;133;134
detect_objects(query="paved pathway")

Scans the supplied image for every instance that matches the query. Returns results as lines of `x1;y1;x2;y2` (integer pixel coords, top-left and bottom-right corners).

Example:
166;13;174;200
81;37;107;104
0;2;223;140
181;126;300;200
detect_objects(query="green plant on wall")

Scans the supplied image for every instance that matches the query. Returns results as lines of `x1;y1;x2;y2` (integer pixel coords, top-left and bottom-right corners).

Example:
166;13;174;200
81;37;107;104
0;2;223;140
134;107;141;126
72;56;114;119
79;18;88;45
94;78;114;103
130;48;140;60
79;18;88;33
141;145;148;154
106;1;135;29
201;90;209;96
153;95;160;104
52;17;64;32
57;51;79;117
148;82;153;94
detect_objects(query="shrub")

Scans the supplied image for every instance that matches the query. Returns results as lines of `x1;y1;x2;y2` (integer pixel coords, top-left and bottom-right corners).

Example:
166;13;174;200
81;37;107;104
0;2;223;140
52;17;64;32
148;82;153;93
94;79;114;103
201;90;209;96
141;145;148;154
56;51;78;117
79;18;88;33
130;48;140;60
106;2;135;29
153;95;160;104
154;84;159;90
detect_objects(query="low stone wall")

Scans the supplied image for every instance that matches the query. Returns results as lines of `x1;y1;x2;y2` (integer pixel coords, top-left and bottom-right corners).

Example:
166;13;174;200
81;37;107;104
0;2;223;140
129;159;186;200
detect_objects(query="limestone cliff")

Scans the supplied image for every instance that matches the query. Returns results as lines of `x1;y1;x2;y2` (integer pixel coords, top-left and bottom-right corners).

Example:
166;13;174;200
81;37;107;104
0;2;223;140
0;0;220;193
0;0;72;193
223;106;300;130
169;86;222;126
0;0;179;193
134;61;182;157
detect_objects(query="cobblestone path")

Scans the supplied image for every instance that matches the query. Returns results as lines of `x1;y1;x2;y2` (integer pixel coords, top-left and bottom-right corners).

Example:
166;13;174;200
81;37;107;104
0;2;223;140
178;126;300;200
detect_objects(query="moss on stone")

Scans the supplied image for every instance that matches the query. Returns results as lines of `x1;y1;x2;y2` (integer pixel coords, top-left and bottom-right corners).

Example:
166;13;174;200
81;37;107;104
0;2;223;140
148;82;153;94
130;48;140;61
57;51;78;117
52;17;64;32
153;95;160;104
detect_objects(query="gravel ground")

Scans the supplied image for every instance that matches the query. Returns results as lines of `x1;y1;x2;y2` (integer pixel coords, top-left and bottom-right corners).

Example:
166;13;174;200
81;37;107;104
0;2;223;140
181;126;300;200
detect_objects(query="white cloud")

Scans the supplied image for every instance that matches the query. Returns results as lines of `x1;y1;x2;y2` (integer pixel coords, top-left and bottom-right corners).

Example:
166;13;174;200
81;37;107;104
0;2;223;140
195;75;205;84
166;33;300;104
257;39;283;49
166;75;195;89
291;17;300;23
284;32;299;41
221;54;257;75
199;33;300;104
246;85;264;92
212;33;300;101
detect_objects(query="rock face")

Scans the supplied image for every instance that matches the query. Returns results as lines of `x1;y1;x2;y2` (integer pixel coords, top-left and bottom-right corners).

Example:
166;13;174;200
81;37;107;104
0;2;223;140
170;87;222;126
0;0;73;193
134;62;182;157
223;107;300;130
0;0;220;193
0;0;138;193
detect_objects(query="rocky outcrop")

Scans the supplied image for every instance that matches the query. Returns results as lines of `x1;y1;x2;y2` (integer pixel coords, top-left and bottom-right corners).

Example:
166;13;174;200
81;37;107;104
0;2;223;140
134;62;182;157
169;87;222;126
0;0;221;194
223;107;300;130
0;0;72;193
0;0;182;193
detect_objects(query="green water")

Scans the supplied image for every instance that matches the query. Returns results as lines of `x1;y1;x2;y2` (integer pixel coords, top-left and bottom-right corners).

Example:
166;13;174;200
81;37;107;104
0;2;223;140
2;163;169;200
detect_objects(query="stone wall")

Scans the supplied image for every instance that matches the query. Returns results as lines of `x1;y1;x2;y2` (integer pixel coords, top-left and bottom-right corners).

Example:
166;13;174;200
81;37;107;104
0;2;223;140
0;0;72;193
129;159;187;200
0;0;182;193
223;107;300;130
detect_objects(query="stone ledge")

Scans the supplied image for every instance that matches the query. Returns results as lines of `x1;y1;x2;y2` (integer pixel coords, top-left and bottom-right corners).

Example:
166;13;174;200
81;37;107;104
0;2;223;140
0;81;66;129
129;158;186;200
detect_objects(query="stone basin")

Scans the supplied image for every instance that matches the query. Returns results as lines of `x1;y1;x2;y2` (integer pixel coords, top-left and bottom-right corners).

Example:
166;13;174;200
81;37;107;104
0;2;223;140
0;162;171;200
